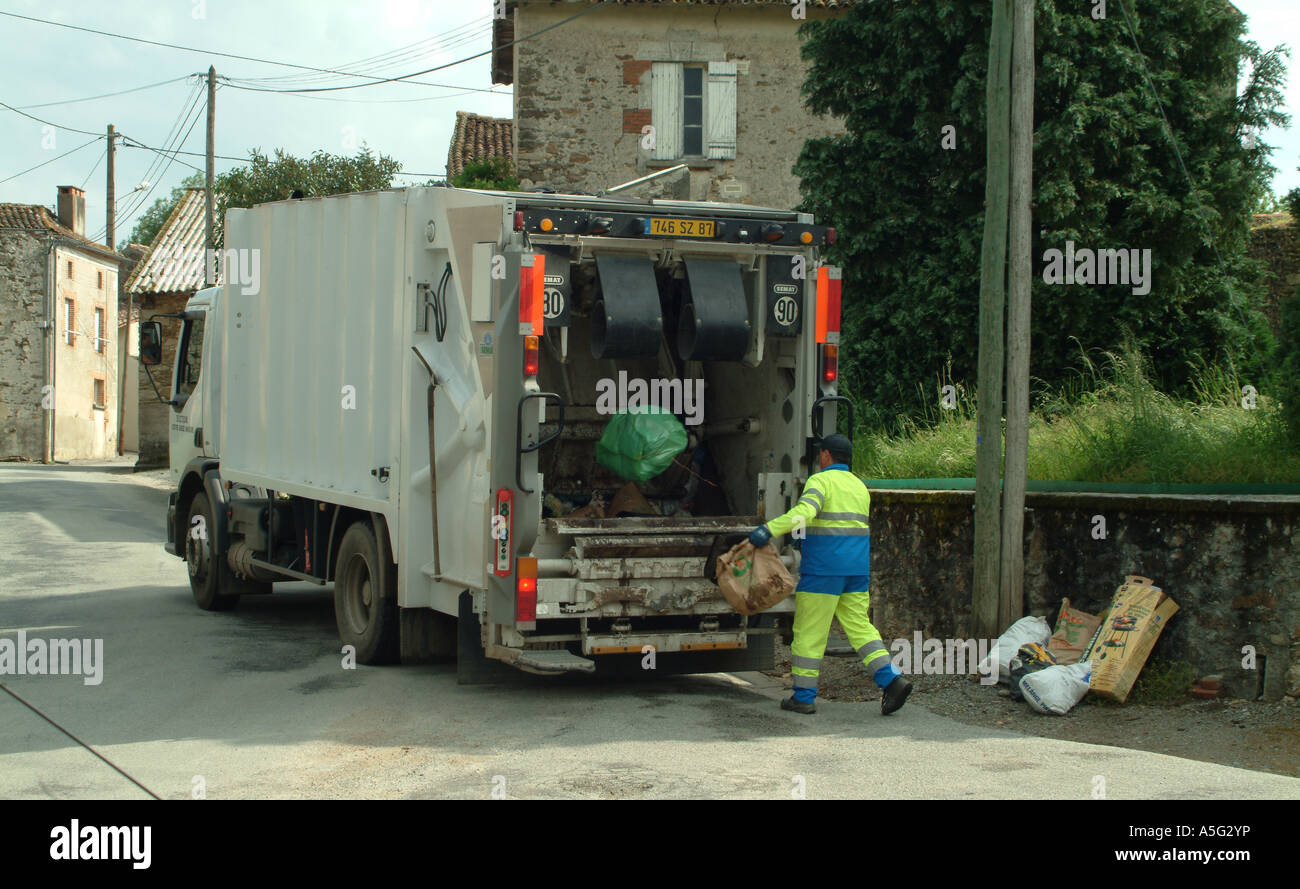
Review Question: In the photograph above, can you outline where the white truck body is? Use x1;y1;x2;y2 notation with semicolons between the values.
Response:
156;185;846;678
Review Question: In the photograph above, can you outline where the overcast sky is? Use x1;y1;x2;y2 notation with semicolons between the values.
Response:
1;0;1295;248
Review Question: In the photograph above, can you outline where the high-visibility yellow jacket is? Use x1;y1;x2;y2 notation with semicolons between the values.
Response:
763;463;870;576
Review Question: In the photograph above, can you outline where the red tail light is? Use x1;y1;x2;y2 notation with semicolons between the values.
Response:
523;335;539;378
822;344;839;384
514;211;525;231
516;556;538;623
826;227;837;246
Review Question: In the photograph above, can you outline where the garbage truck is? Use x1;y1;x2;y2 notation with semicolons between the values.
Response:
140;185;850;681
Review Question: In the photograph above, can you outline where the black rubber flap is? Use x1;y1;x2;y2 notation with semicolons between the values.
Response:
678;257;751;361
592;253;663;359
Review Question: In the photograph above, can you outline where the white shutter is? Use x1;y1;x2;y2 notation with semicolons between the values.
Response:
706;61;738;159
650;62;682;160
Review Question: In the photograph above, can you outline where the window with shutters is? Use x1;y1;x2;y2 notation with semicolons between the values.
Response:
93;377;106;409
94;307;106;353
650;60;737;162
64;299;76;346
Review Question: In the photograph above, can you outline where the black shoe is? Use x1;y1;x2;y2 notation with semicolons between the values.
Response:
881;676;913;715
781;695;816;715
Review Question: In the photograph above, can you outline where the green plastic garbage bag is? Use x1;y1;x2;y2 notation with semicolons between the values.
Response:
596;409;688;482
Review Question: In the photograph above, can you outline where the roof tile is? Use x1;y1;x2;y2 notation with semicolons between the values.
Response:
447;111;514;179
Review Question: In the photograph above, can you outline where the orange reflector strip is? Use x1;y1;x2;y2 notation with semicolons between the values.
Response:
591;645;653;655
815;265;830;344
681;641;746;651
519;254;546;336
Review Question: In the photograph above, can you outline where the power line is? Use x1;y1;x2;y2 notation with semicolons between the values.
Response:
17;75;195;110
0;136;103;185
102;93;206;239
236;18;492;88
93;88;205;241
114;82;206;198
0;100;106;137
225;1;615;94
80;144;108;188
219;82;507;102
0;10;506;93
120;142;242;164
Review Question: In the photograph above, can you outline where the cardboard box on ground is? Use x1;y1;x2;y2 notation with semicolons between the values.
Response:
1080;575;1180;703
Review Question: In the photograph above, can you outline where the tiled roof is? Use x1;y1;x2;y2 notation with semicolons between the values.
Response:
124;188;208;295
447;111;514;179
0;203;123;262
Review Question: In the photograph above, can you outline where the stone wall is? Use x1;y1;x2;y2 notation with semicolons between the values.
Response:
865;489;1300;701
135;292;189;469
1246;215;1299;337
0;230;48;460
512;4;845;209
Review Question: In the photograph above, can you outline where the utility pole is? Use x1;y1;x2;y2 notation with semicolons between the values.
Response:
974;0;1013;639
106;124;116;247
205;66;216;285
108;123;128;456
1000;0;1035;630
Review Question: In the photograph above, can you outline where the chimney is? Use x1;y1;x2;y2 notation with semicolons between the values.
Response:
56;185;86;237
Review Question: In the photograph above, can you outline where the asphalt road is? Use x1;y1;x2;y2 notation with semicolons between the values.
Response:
2;461;1298;800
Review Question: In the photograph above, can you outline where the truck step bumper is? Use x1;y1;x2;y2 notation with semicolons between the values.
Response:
490;645;597;675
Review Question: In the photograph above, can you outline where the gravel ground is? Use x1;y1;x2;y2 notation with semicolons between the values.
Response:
767;624;1300;779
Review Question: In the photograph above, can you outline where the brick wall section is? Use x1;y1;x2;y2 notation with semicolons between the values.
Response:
0;230;48;459
512;4;847;209
622;108;652;134
623;60;652;84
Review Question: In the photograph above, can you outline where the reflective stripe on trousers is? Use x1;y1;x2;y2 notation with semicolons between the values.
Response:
790;588;891;700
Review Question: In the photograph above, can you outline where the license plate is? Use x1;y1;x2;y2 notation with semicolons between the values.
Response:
649;217;715;238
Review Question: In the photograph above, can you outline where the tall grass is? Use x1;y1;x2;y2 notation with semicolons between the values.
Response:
853;342;1300;483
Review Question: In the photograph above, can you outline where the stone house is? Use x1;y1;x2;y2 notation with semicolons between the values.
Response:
483;0;852;208
0;186;125;461
123;188;207;469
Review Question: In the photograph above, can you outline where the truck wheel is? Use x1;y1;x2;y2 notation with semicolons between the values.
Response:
186;492;240;611
334;521;400;664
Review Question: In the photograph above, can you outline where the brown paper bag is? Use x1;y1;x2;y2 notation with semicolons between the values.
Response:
1047;597;1102;665
715;541;795;615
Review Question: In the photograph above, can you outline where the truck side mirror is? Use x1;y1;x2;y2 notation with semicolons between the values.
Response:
139;321;163;366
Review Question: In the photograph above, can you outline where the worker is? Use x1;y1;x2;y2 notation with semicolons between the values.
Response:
749;433;912;716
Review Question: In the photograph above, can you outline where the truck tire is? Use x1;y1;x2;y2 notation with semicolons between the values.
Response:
186;492;240;611
334;521;400;665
